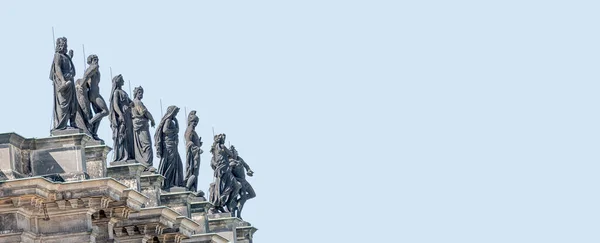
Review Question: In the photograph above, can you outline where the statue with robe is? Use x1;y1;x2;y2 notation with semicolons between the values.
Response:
131;86;156;169
229;145;255;219
109;74;135;162
49;37;78;131
155;105;185;190
184;111;203;192
209;134;241;213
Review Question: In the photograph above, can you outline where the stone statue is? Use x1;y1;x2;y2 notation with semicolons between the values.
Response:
209;134;241;214
74;79;94;139
74;55;108;141
184;111;203;192
229;145;255;219
109;74;135;162
131;86;156;170
49;37;78;131
154;105;184;190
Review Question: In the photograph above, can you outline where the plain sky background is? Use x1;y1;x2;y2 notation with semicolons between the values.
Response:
0;1;599;242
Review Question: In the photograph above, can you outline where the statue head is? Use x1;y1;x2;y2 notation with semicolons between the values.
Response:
55;37;68;54
188;110;199;128
87;54;99;65
133;86;144;100
211;133;227;154
112;74;124;88
165;105;179;119
230;145;238;158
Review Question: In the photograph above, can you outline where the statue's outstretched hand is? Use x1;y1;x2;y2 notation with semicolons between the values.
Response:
247;170;254;177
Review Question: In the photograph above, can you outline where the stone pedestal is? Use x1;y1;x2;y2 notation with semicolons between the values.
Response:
207;214;255;243
160;191;195;217
235;226;258;243
0;131;101;182
140;173;165;207
30;132;90;181
107;160;146;191
49;127;83;136
0;133;30;180
190;201;213;234
85;144;111;179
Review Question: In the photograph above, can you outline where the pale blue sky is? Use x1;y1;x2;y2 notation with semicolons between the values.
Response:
1;1;599;242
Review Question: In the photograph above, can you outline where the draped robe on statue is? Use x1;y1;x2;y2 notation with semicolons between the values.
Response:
209;143;240;211
184;128;203;191
155;107;184;190
132;99;153;167
110;89;134;161
49;52;77;130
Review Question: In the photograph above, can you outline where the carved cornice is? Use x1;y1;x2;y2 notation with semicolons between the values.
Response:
0;177;148;211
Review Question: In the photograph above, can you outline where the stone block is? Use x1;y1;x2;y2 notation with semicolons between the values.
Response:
190;201;212;233
0;213;18;233
160;191;194;217
208;216;256;243
140;173;165;207
216;231;236;243
109;159;140;166
50;127;84;137
107;161;146;191
208;215;251;234
236;226;258;243
0;133;30;180
182;233;230;243
36;212;92;234
0;145;26;180
169;186;187;193
30;134;90;181
85;144;111;179
207;212;233;219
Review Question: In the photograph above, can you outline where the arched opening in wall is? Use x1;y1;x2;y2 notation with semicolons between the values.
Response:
152;236;160;243
99;210;106;218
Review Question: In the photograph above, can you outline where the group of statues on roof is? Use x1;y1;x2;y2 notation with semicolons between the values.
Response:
49;37;255;218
